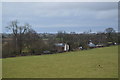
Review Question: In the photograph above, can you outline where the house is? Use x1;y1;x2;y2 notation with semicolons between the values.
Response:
55;43;69;52
96;43;104;48
88;40;96;48
78;46;83;50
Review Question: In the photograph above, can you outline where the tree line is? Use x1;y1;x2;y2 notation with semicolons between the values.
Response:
2;20;119;58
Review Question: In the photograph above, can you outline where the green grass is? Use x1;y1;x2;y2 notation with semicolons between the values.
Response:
2;46;118;78
0;59;2;79
0;43;2;79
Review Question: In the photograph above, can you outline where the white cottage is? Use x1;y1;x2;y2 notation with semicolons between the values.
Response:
55;43;69;52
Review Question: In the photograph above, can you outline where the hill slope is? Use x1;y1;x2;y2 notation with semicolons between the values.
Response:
2;46;118;78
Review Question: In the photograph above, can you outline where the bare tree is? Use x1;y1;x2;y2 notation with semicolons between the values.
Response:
105;28;115;42
105;28;115;33
6;20;30;54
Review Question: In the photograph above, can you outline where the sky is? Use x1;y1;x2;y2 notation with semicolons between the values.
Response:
2;2;118;33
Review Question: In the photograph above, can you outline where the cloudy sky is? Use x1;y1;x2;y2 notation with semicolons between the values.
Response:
2;2;118;33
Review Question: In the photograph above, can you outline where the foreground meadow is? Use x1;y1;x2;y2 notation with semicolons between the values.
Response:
2;46;118;78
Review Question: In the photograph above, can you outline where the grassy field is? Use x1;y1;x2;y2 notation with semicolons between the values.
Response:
2;46;118;78
0;43;2;79
0;59;2;79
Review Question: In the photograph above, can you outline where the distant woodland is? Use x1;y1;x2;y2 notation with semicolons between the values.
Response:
2;20;119;58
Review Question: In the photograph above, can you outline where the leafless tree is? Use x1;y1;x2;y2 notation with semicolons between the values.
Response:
6;20;30;54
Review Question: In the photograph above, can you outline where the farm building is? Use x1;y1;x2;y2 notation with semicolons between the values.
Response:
88;40;96;48
55;43;69;52
96;43;104;48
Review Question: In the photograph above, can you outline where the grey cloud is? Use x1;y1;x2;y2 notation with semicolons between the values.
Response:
2;2;118;33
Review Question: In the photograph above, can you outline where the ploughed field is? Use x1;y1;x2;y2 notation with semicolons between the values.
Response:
2;46;118;78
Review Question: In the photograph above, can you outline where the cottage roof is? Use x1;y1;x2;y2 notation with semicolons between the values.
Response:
55;43;65;47
88;42;96;47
